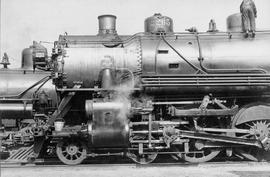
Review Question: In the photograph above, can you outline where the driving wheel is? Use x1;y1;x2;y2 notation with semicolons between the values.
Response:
234;120;270;161
171;143;221;163
232;103;270;161
128;151;158;164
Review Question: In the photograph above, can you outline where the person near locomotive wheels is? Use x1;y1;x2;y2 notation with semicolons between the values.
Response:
240;0;257;38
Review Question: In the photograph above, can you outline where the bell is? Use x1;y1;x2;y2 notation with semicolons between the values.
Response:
207;19;218;32
0;53;10;69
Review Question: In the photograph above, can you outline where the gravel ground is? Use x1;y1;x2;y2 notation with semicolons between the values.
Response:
1;162;270;177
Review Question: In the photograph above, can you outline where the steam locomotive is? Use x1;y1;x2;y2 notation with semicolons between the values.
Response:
1;13;270;165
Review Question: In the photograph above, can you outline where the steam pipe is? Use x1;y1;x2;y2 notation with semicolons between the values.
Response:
99;67;135;89
58;30;270;46
117;68;135;88
141;74;270;86
100;68;115;89
199;59;267;74
33;77;52;96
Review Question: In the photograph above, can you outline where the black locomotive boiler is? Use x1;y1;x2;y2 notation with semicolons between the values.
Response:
1;13;270;165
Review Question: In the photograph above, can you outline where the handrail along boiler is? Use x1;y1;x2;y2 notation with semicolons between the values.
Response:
1;13;270;164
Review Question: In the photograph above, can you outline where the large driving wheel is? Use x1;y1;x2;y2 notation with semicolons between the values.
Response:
233;120;270;161
56;138;87;165
182;149;220;163
128;151;158;164
171;143;221;163
232;103;270;161
171;114;222;163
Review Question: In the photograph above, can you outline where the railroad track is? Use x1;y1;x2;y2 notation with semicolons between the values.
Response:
0;155;261;168
2;161;270;177
1;161;269;168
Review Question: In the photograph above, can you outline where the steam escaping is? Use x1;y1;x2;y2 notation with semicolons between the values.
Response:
111;74;139;124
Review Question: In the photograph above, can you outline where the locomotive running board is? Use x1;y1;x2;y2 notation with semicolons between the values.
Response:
178;130;262;148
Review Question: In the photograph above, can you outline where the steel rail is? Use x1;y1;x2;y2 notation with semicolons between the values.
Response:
141;77;270;80
141;80;270;83
142;83;270;86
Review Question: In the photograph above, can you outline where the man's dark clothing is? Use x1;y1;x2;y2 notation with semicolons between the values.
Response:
240;0;257;32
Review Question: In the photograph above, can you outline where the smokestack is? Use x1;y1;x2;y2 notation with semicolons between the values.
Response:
98;15;117;35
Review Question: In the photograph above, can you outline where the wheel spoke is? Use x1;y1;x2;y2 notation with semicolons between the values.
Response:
234;119;270;161
170;145;220;163
128;152;158;164
56;139;87;165
244;123;253;128
75;154;79;159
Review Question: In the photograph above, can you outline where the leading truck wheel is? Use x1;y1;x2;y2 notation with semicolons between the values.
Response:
56;139;87;165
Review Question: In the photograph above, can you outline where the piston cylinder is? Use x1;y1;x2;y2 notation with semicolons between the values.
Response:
85;100;131;117
85;100;130;147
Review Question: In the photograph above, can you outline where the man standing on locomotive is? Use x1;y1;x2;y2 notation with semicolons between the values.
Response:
240;0;257;38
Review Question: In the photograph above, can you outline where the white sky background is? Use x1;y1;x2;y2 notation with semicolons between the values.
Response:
1;0;270;68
